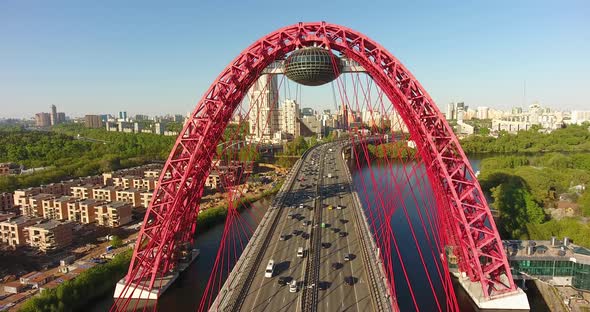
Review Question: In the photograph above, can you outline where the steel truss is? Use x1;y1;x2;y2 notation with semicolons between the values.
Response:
120;21;516;303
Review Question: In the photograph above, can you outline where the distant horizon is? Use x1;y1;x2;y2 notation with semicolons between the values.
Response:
0;100;582;121
1;1;589;118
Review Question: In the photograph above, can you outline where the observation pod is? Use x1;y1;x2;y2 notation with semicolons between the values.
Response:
284;47;342;86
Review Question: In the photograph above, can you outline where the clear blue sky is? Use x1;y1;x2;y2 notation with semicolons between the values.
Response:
1;0;589;118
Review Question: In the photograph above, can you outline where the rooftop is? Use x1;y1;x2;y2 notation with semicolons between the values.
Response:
26;219;71;231
504;239;590;264
106;201;132;209
0;216;40;225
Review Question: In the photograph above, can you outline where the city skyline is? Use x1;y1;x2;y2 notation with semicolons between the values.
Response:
1;1;589;118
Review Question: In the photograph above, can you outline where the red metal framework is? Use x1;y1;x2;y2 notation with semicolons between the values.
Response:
121;21;516;302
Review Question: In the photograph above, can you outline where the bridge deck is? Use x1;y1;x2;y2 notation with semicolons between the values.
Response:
211;142;392;312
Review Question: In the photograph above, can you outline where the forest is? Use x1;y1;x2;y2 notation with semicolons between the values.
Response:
470;125;590;246
0;124;174;193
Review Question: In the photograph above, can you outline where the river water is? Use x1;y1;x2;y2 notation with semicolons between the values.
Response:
92;157;542;311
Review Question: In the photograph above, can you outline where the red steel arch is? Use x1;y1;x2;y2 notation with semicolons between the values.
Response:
124;21;516;300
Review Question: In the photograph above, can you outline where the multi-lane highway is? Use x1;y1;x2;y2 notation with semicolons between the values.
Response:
212;142;391;312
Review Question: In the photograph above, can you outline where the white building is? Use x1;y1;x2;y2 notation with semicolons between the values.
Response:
248;75;280;143
476;107;489;120
279;99;299;137
572;111;590;125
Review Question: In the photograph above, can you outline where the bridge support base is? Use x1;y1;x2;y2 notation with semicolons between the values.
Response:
113;249;200;300
454;272;530;310
113;273;179;300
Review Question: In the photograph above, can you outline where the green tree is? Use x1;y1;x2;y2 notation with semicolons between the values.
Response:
110;235;123;248
578;191;590;217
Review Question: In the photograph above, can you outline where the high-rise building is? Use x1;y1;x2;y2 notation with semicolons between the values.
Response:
50;105;57;126
84;115;104;128
57;112;66;123
572;111;590;124
476;107;490;120
446;103;455;120
35;113;51;127
248;74;279;142
301;108;314;117
280;99;300;137
118;111;128;121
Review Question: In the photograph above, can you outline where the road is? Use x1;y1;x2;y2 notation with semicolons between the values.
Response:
236;143;374;312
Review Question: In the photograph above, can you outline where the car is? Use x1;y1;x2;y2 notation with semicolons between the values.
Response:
289;280;298;293
331;262;341;270
318;281;330;290
336;205;343;210
344;276;357;286
297;247;304;258
265;260;275;278
301;232;310;239
302;220;311;226
278;276;289;286
344;254;352;261
279;234;288;241
321;242;331;249
339;232;348;238
292;229;301;236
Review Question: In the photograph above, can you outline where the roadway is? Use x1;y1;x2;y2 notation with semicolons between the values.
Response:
235;142;374;312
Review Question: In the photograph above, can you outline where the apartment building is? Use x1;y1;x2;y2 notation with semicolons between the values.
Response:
95;201;132;227
92;186;120;202
205;173;222;190
140;191;153;208
21;194;55;218
25;220;74;252
112;176;135;188
70;184;96;199
13;188;40;207
132;177;157;191
0;216;41;248
116;189;141;207
67;199;103;224
144;170;160;178
0;192;14;212
43;196;78;221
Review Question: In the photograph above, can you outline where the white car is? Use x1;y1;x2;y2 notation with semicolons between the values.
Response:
289;280;298;293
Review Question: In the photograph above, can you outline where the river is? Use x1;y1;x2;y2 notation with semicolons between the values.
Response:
92;156;543;311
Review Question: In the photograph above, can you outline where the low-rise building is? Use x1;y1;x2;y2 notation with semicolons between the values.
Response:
116;188;141;207
112;176;135;189
95;201;132;227
205;172;222;190
92;186;120;202
3;280;26;294
140;191;153;208
67;199;102;224
144;170;160;178
71;184;96;199
0;162;20;175
506;238;590;291
0;192;14;212
132;177;157;191
25;220;74;252
19;271;54;289
43;196;77;221
21;194;55;218
13;188;40;207
0;216;41;248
